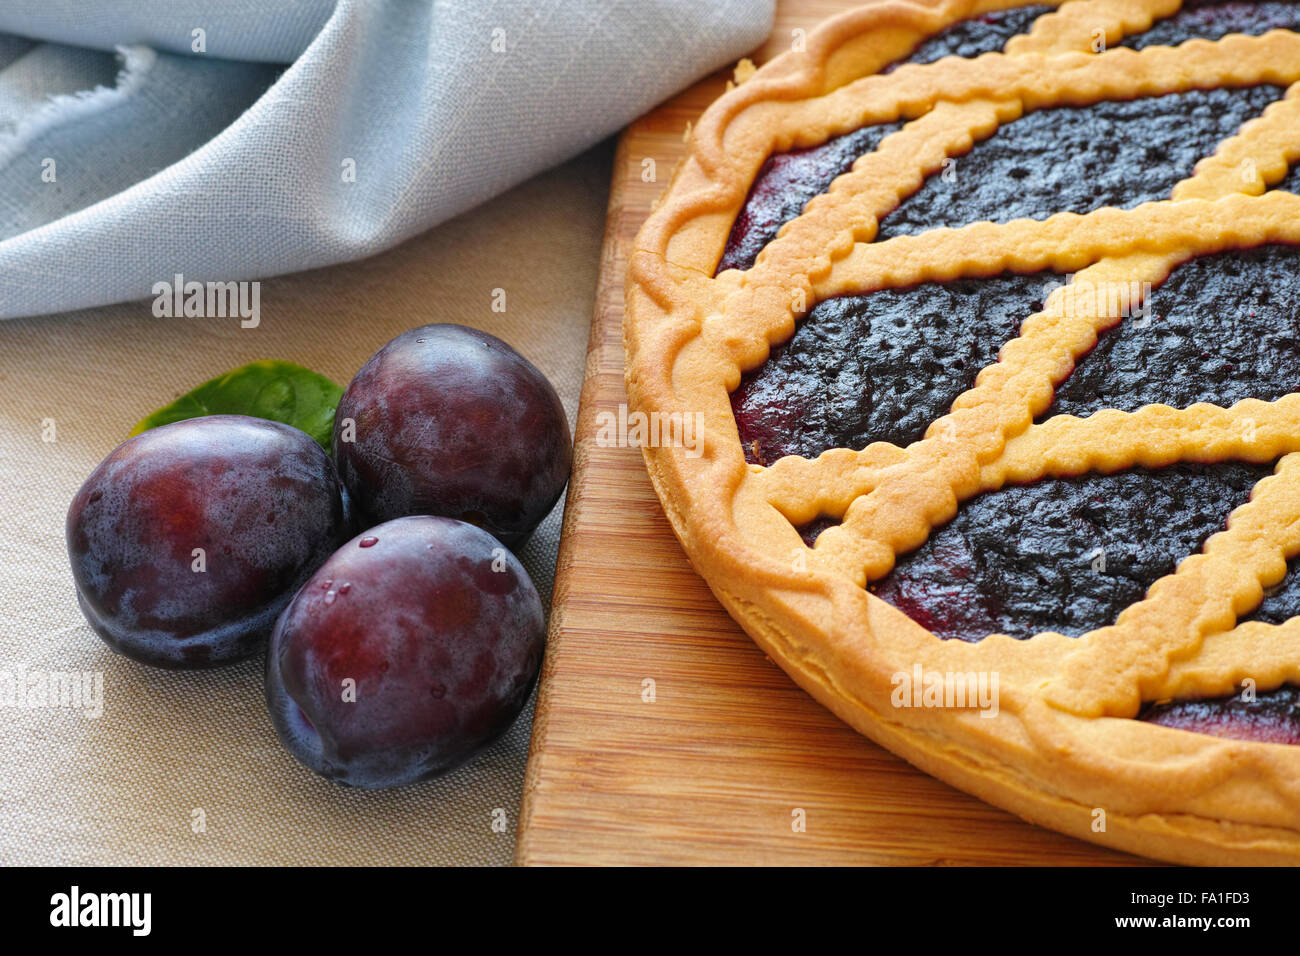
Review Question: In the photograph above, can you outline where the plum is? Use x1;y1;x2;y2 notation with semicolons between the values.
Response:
265;515;544;788
67;415;353;668
333;324;571;548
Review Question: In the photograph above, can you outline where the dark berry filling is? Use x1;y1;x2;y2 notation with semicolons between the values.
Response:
1122;0;1300;51
718;4;1300;744
1140;685;1300;744
875;86;1283;241
797;515;842;547
716;4;1053;273
719;9;1289;273
732;272;1051;464
887;4;1054;69
870;463;1269;642
1246;553;1300;625
717;123;901;273
1279;161;1300;196
1044;244;1300;420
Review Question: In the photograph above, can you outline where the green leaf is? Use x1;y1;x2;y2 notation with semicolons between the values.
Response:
130;360;344;449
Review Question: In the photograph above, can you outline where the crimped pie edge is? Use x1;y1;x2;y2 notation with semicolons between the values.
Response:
625;0;1300;864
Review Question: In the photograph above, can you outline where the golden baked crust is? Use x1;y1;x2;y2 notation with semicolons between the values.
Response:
624;0;1300;864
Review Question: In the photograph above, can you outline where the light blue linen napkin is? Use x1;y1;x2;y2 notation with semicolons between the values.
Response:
0;0;774;319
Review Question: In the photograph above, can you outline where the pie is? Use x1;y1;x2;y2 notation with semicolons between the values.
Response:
624;0;1300;864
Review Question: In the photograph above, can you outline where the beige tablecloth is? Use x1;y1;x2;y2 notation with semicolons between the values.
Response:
0;142;612;865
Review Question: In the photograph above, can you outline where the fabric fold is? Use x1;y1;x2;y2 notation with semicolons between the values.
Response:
0;0;775;319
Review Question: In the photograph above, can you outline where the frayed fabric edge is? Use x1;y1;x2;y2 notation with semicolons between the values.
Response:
0;43;157;165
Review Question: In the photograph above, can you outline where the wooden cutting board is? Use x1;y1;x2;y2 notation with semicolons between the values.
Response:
516;0;1140;866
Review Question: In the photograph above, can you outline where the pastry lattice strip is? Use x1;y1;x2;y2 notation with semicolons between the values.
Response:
712;8;1300;713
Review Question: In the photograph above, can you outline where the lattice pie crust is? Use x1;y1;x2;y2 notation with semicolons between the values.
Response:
625;0;1300;863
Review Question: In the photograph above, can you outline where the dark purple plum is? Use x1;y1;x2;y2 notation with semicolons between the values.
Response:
265;515;544;788
333;324;571;548
67;415;353;668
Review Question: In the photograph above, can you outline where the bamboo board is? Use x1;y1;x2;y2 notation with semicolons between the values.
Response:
516;0;1140;866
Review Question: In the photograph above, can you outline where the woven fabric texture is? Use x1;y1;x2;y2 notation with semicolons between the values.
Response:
0;144;610;865
0;0;773;318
